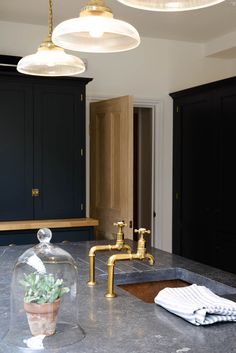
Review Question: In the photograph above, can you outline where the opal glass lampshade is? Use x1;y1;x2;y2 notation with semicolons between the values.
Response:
52;0;140;53
17;0;86;77
17;41;85;77
116;0;225;11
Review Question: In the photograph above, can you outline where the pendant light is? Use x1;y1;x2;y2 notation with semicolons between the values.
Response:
52;0;140;53
17;0;85;76
116;0;225;11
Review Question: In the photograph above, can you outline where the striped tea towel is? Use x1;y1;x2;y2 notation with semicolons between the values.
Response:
154;284;236;325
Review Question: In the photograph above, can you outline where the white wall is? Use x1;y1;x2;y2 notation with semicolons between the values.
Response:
1;20;236;252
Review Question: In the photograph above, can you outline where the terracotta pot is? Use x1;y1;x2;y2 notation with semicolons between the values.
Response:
24;298;61;336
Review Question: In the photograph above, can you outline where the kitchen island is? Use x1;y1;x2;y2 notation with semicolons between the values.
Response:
0;240;236;353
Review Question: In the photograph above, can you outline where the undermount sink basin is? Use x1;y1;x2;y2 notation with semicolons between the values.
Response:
118;279;190;303
112;267;236;303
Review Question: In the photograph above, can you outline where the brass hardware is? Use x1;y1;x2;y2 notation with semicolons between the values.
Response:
80;0;114;18
81;148;84;157
38;0;62;53
176;106;179;113
87;221;132;286
105;227;155;298
32;188;40;197
81;93;83;101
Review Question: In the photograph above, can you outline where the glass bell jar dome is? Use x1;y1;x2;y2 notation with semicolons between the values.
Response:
2;228;84;352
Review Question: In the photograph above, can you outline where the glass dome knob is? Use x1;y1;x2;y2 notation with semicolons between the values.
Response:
37;228;52;243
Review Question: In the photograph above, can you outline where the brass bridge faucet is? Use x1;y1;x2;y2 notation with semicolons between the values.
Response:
105;228;155;298
87;221;132;286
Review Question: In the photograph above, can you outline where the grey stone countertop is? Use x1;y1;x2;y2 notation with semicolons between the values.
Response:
1;240;236;353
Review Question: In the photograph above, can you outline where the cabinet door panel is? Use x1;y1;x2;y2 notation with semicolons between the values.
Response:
0;78;33;220
173;92;218;266
34;84;85;219
173;78;236;274
217;88;236;234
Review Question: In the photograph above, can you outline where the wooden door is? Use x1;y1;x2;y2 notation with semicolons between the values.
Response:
0;77;34;220
34;83;85;219
90;96;133;239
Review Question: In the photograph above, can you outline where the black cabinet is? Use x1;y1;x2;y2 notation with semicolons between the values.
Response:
0;72;92;222
33;83;86;219
0;78;34;220
171;76;236;274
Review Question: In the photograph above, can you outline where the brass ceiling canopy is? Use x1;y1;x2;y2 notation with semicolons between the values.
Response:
80;0;113;17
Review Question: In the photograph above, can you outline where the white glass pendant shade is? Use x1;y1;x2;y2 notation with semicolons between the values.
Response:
17;41;85;76
17;0;86;77
116;0;225;11
53;16;140;53
52;0;140;53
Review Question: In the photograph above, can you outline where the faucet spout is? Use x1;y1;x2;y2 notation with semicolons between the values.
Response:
105;253;133;298
145;253;155;265
105;228;155;298
87;222;132;286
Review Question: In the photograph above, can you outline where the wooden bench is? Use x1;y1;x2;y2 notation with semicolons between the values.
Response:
0;218;99;245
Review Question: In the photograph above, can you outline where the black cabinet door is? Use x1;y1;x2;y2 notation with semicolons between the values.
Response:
33;83;85;219
173;91;219;266
172;78;236;274
215;86;236;272
0;78;33;220
0;74;88;222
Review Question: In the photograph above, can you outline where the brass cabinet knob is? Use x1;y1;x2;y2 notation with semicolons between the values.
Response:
32;188;40;197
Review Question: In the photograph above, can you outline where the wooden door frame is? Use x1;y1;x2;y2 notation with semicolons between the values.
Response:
86;96;163;249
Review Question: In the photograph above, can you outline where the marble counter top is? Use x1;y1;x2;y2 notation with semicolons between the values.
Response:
0;240;236;353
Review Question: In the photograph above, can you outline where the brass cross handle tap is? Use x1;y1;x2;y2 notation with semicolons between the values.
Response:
134;228;151;257
87;221;131;286
105;227;155;299
134;228;151;239
113;221;127;242
113;221;127;229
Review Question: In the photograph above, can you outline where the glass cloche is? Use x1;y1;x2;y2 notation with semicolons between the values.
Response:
2;228;84;352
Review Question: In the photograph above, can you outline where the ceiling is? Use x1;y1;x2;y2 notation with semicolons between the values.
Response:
0;0;236;43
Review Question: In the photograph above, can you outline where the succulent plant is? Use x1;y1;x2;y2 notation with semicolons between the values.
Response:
20;272;70;304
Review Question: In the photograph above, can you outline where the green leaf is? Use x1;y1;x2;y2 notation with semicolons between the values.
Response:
20;272;70;304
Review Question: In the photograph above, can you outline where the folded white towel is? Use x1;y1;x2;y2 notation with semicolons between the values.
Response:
154;284;236;325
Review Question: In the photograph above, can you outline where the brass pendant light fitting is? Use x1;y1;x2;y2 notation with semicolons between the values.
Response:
17;0;85;76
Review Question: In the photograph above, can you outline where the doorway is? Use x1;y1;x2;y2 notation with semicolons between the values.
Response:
133;107;153;246
88;97;158;247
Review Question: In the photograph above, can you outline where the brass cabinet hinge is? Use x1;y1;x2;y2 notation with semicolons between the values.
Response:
81;203;84;211
32;188;40;197
80;94;83;102
176;106;179;113
81;148;84;157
